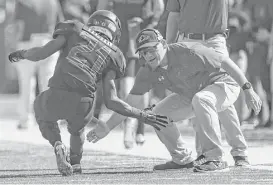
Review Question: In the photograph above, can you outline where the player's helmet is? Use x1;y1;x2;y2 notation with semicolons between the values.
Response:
87;10;121;45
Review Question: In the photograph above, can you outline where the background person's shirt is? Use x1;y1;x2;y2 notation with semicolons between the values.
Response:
166;0;228;34
14;0;60;41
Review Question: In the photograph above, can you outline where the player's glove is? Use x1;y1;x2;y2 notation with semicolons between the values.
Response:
8;50;26;63
132;107;172;131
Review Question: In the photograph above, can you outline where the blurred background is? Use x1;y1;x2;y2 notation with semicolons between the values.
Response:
1;0;273;132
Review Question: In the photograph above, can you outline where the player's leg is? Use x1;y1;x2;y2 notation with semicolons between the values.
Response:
33;89;73;176
34;92;61;146
218;105;250;167
66;96;94;174
151;93;195;170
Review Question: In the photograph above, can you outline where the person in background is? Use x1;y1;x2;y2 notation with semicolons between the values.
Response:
227;0;252;123
242;0;273;128
58;0;91;23
151;0;170;105
227;16;250;124
13;0;61;129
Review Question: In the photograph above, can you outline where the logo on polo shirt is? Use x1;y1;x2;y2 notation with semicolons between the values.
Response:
158;75;164;82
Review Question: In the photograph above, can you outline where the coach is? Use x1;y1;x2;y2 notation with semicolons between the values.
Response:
164;0;250;169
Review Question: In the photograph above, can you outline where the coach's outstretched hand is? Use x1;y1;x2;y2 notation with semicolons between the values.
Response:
86;118;110;143
8;50;26;63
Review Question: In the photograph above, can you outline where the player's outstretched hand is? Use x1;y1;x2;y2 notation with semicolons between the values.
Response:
8;50;26;63
86;118;110;143
244;88;262;115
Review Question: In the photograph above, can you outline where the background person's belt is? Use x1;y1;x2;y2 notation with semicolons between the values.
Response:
183;32;227;40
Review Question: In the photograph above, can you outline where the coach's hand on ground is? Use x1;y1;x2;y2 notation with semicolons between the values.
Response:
244;88;262;115
8;50;26;63
86;119;110;143
140;108;173;131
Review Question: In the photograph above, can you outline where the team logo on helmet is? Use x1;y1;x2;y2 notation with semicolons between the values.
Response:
93;19;99;25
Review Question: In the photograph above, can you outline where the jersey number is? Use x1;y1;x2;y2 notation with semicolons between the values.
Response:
66;40;112;77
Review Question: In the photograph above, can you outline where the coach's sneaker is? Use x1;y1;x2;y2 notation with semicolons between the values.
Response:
153;161;193;171
54;141;73;176
193;160;229;173
193;155;207;167
72;164;82;174
233;156;250;167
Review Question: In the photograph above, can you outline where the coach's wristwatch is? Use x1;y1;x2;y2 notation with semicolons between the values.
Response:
242;82;252;90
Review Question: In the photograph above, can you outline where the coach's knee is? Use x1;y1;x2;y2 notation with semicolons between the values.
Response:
192;93;216;111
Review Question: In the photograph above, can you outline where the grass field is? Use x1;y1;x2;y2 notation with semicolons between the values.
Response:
1;140;273;185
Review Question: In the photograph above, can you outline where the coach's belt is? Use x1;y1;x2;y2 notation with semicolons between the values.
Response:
183;32;226;40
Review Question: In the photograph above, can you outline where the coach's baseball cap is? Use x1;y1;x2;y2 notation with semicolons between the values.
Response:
135;28;163;53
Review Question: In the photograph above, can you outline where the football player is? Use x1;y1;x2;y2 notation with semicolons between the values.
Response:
8;10;171;176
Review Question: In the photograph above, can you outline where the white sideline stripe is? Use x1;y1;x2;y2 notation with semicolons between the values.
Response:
248;165;273;171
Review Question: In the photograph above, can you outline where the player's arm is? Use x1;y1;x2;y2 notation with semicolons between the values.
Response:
9;35;66;63
102;67;159;131
8;20;81;63
86;67;169;143
24;35;65;62
166;0;181;43
102;69;142;119
102;69;162;123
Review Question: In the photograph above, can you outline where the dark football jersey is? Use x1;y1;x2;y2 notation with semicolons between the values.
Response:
48;20;126;96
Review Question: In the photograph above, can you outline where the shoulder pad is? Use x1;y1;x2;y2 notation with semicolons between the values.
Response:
53;20;81;39
107;47;126;79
